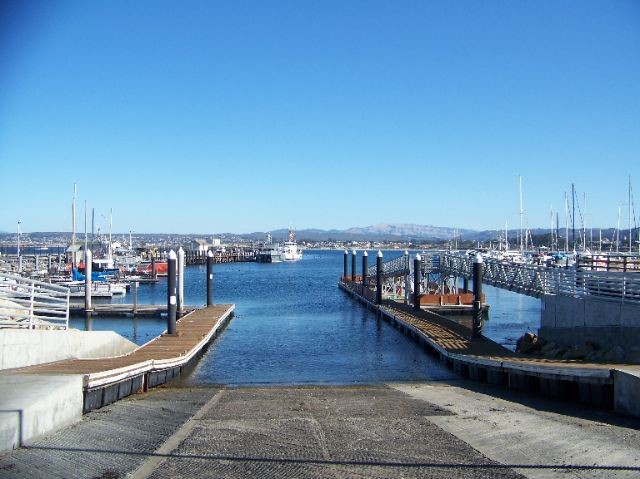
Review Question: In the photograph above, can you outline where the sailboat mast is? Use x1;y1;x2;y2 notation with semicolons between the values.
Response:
583;193;587;252
71;183;77;248
549;205;553;250
519;175;524;253
564;192;569;253
109;208;113;261
84;200;88;252
571;183;576;251
629;175;632;254
505;220;508;251
556;212;560;252
616;205;621;253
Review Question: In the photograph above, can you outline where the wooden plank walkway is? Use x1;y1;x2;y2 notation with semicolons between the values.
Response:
10;304;234;389
381;301;622;374
382;299;628;379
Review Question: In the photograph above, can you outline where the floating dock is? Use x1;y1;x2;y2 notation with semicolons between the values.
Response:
6;304;234;413
339;279;640;417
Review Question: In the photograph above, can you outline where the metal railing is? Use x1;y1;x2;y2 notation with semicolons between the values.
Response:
355;250;640;305
0;273;70;329
366;252;443;278
439;253;640;304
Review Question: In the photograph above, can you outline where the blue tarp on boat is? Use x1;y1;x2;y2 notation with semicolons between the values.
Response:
72;268;110;282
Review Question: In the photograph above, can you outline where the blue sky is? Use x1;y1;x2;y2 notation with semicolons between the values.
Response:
1;1;639;234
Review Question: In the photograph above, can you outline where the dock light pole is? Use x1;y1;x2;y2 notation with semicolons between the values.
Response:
84;249;92;331
362;251;368;289
376;250;383;304
206;250;214;306
151;255;157;280
351;249;357;281
472;253;483;339
167;250;177;335
343;250;348;279
177;247;185;316
413;254;421;311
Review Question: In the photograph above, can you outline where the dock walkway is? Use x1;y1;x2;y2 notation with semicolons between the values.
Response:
5;304;234;412
339;279;640;416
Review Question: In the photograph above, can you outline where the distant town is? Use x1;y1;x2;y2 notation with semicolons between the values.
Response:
0;223;634;255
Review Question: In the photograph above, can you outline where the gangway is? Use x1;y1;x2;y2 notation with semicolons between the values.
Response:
0;273;70;329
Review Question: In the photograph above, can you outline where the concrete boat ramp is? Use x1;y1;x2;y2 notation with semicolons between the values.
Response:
0;304;234;453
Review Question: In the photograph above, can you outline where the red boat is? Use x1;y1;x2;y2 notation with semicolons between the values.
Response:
137;261;168;276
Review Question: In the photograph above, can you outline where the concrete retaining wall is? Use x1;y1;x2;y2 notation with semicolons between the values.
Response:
614;369;640;417
0;374;83;453
0;330;137;370
540;295;640;350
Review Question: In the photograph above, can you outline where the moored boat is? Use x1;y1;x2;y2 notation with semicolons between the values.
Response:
282;228;303;261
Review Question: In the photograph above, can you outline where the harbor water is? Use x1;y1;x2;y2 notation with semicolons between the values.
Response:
70;250;540;385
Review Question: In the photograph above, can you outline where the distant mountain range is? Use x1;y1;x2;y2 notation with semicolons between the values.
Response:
245;224;530;242
249;224;624;243
247;224;470;242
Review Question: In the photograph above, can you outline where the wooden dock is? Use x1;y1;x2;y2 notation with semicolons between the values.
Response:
12;304;234;412
339;279;640;411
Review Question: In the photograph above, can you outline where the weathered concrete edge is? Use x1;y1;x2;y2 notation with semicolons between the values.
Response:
613;368;640;417
339;282;640;416
0;374;83;454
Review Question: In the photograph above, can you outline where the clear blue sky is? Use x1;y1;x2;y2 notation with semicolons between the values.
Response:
1;0;639;234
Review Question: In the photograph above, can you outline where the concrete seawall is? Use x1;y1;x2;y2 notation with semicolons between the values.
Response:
540;294;640;351
0;329;138;370
0;329;137;453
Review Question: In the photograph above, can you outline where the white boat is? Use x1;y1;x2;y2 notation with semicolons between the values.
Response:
282;229;303;261
255;229;303;263
60;280;127;298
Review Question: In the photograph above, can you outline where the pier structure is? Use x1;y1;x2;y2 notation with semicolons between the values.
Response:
340;250;640;418
182;248;255;265
351;250;481;313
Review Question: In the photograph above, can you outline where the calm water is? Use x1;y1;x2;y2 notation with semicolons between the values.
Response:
70;250;540;385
